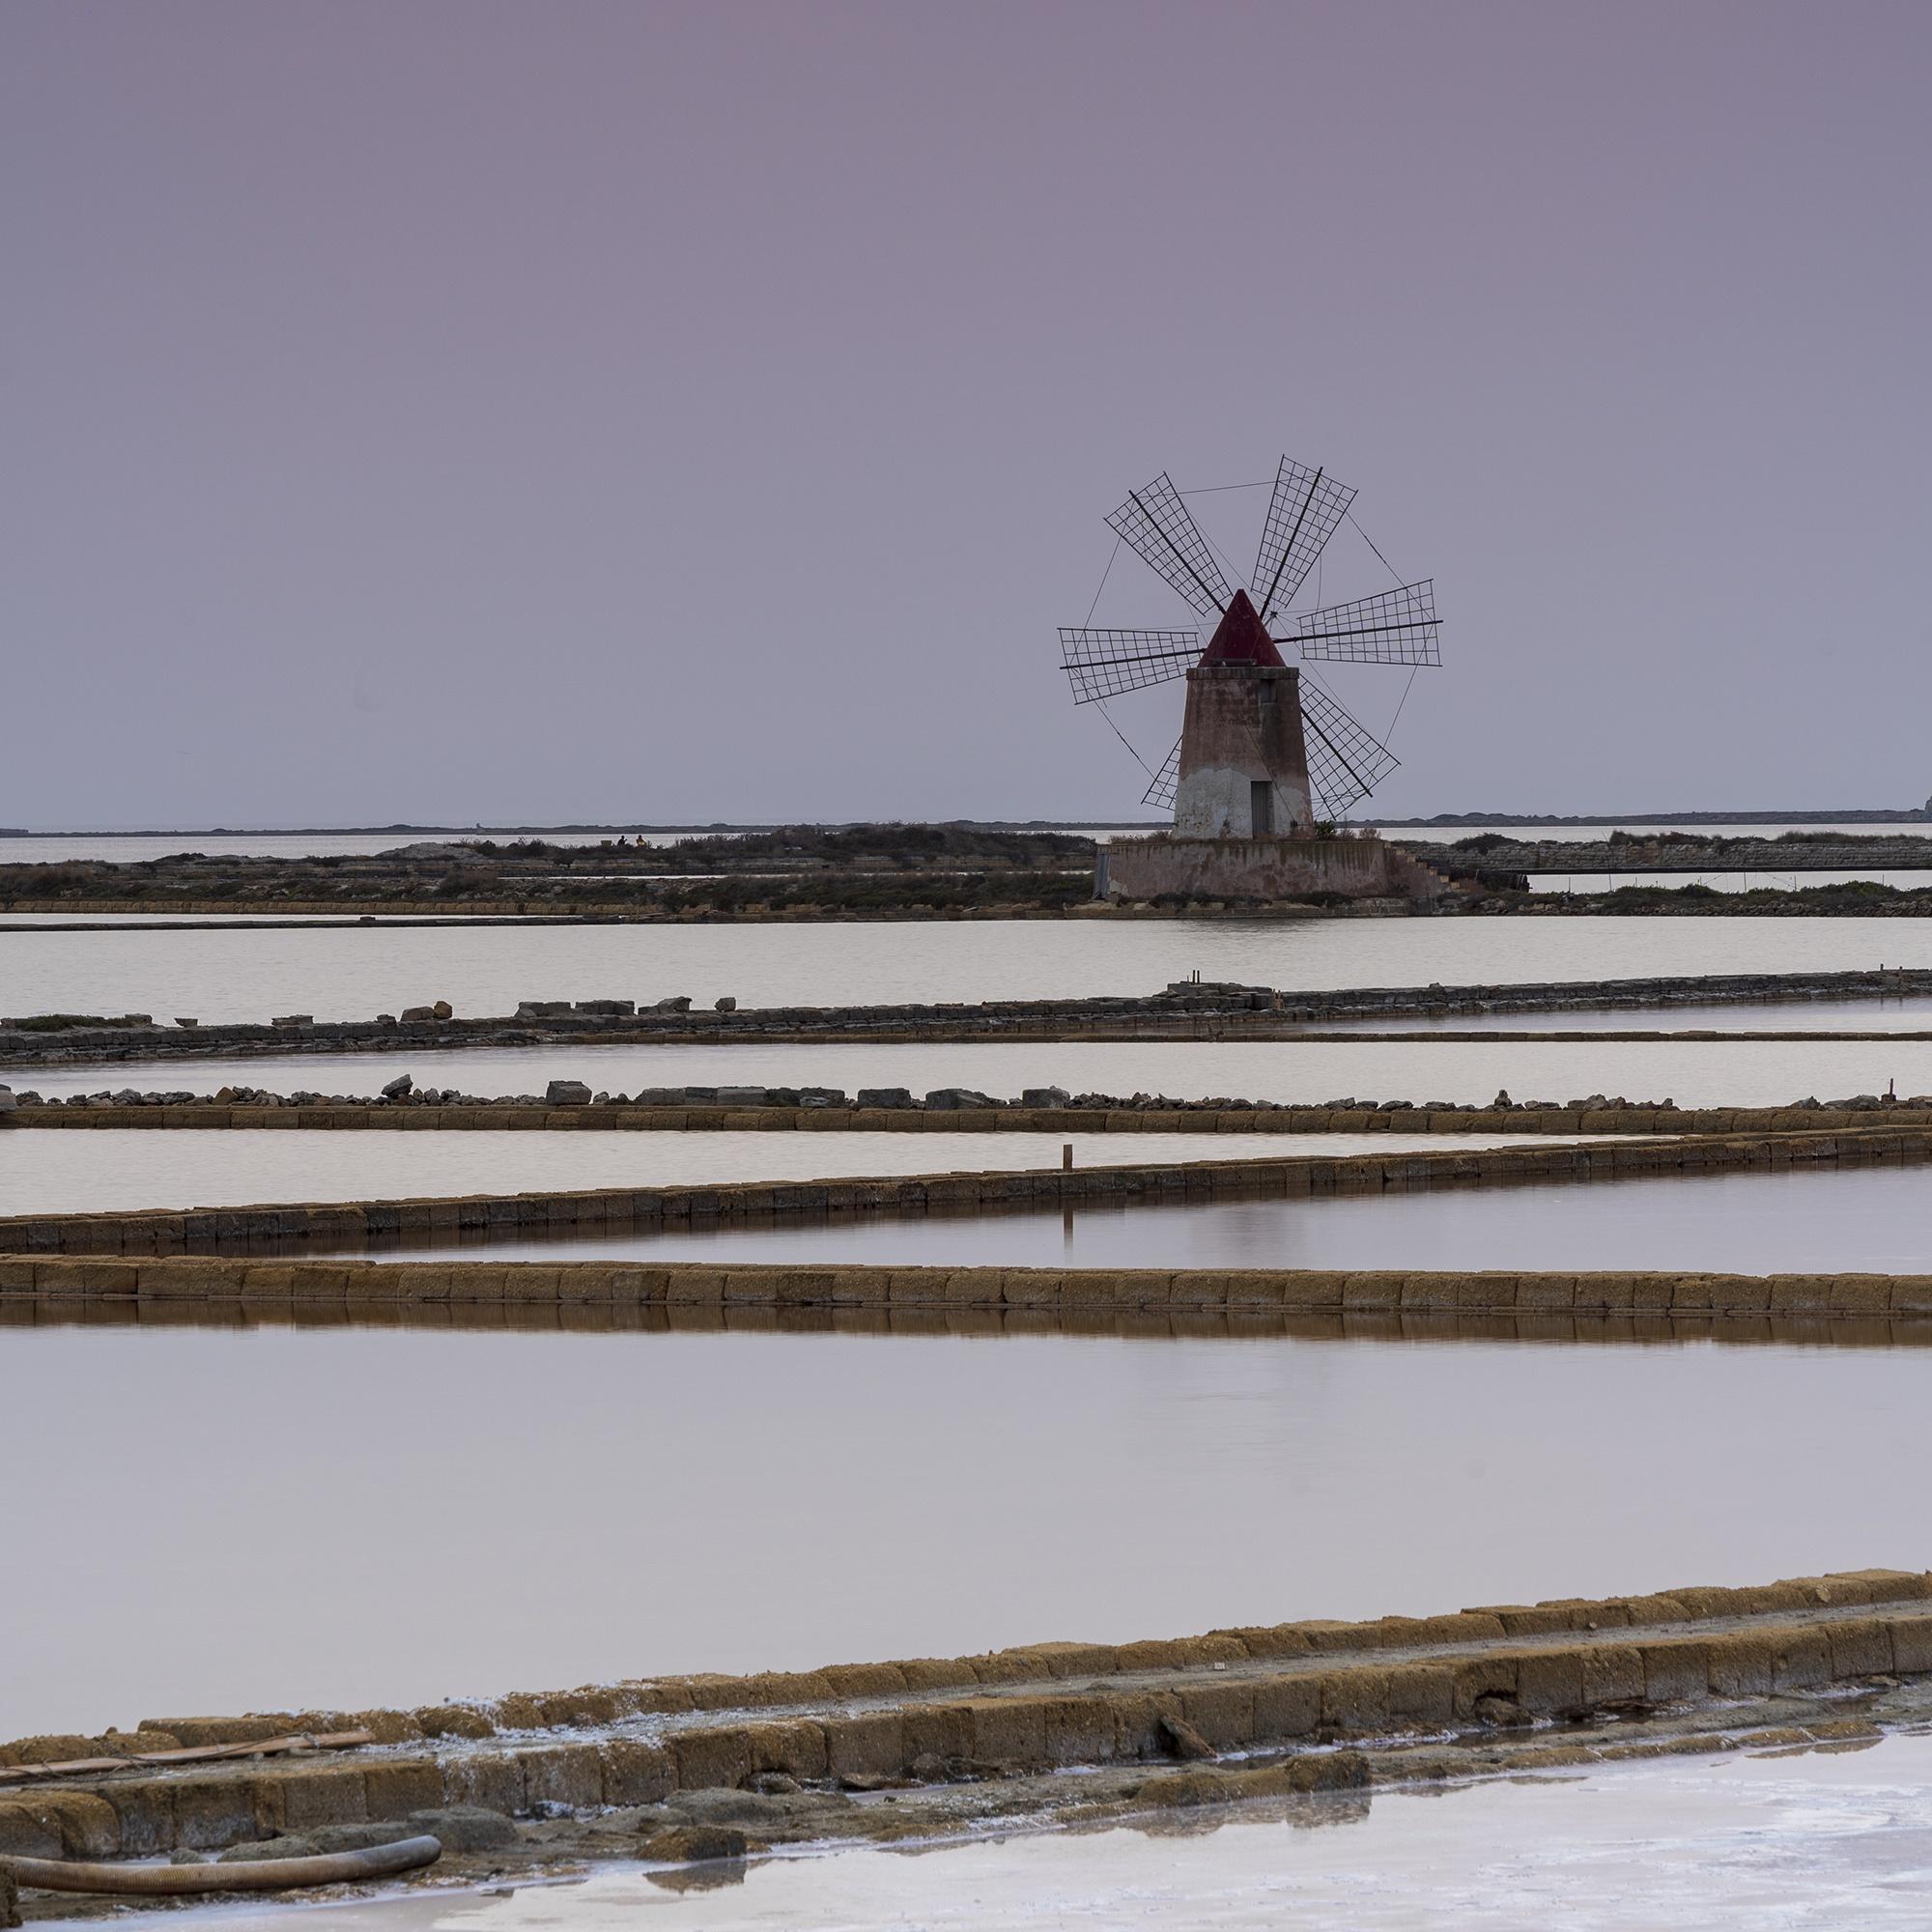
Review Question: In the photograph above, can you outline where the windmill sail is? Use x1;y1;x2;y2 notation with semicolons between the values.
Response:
1252;458;1356;626
1141;737;1181;811
1299;681;1400;819
1104;474;1235;620
1284;581;1440;667
1059;628;1201;703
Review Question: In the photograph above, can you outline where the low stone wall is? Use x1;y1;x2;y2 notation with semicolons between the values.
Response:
2;1572;1925;1860
7;1100;1930;1135
5;1127;1932;1258
6;967;1929;1068
13;1256;1932;1319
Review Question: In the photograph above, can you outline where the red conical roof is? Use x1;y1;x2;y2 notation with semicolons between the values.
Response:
1197;588;1286;668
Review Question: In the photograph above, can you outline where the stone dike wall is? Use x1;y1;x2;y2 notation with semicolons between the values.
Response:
13;1297;1930;1349
13;1256;1932;1319
6;1125;1932;1258
6;967;1930;1067
7;1100;1930;1135
2;1572;1926;1860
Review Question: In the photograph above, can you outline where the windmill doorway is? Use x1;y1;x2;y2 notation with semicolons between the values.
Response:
1250;781;1274;836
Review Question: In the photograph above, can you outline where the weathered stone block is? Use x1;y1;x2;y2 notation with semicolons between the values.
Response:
899;1702;972;1762
364;1758;443;1817
1451;1655;1520;1717
1384;1662;1456;1725
1581;1645;1645;1706
170;1774;277;1849
516;1744;603;1810
44;1792;120;1858
1040;1696;1116;1767
440;1752;524;1814
277;1765;368;1830
959;1698;1047;1767
1516;1648;1586;1716
670;1726;753;1791
1320;1665;1391;1731
1704;1634;1774;1697
598;1739;673;1805
822;1712;904;1779
1175;1680;1254;1748
1244;1669;1321;1747
1640;1639;1710;1704
0;1799;64;1859
1769;1628;1833;1690
98;1778;175;1856
1829;1618;1895;1681
1887;1614;1932;1674
743;1720;828;1778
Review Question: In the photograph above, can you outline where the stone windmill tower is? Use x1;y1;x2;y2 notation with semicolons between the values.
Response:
1061;458;1446;901
1171;584;1311;838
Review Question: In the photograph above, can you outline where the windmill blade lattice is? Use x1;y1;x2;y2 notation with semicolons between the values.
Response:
1104;474;1235;620
1284;581;1440;667
1059;628;1201;704
1141;738;1181;811
1299;681;1401;819
1252;457;1356;627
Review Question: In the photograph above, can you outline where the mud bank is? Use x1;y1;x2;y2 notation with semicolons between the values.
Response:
4;1571;1930;1897
7;967;1930;1068
4;1125;1929;1259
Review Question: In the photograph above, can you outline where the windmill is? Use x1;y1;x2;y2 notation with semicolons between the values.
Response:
1060;459;1440;835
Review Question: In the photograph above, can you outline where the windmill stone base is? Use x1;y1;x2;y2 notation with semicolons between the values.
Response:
1100;832;1451;907
1100;642;1449;906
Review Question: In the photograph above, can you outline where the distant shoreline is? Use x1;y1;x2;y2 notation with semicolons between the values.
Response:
0;819;1163;839
6;809;1932;838
1376;809;1932;828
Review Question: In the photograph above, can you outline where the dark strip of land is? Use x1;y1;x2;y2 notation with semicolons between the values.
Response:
6;968;1929;1067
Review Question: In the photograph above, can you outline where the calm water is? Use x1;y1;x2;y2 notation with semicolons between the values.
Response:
3;1324;1925;1735
16;1033;1932;1109
4;917;1932;1025
0;1129;1564;1218
172;1740;1932;1931
387;1160;1932;1275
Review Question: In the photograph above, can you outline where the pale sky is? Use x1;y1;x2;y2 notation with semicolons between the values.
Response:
5;1;1928;828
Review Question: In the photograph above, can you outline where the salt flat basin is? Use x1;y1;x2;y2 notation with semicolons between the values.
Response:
21;1030;1932;1110
353;1156;1932;1276
6;1322;1932;1737
0;1130;1583;1219
8;914;1932;1023
105;1735;1932;1932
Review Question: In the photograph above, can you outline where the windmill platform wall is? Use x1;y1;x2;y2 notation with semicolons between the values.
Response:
1101;833;1452;907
